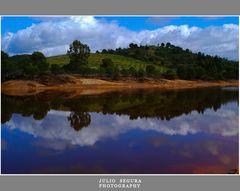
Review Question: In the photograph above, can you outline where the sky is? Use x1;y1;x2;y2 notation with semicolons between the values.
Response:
1;16;239;60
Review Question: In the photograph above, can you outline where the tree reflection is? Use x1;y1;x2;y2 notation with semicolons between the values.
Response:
1;87;239;124
68;111;91;131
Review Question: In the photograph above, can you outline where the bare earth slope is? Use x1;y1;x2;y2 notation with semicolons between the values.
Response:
1;74;238;96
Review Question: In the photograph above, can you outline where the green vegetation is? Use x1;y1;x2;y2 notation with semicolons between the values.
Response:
31;52;49;74
100;58;120;79
47;53;161;72
102;42;238;80
63;40;90;74
1;51;49;81
1;40;238;82
50;64;63;74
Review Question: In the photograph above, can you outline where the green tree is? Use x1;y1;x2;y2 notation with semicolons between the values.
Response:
163;69;177;80
194;65;206;79
50;64;63;74
22;63;39;78
66;40;90;72
177;64;196;80
121;68;130;76
2;51;12;80
102;49;107;53
100;58;113;76
166;42;171;48
129;43;138;49
146;65;156;76
31;52;49;74
100;58;119;80
1;51;22;81
137;68;145;78
129;67;137;77
100;58;113;69
110;65;120;80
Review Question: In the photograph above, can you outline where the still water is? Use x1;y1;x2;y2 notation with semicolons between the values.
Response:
1;87;239;174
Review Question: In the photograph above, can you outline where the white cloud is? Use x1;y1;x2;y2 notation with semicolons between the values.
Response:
1;16;239;59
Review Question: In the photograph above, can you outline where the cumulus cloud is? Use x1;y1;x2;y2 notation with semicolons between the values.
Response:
1;16;239;59
4;101;239;148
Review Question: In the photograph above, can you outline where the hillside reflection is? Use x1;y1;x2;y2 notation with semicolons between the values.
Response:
1;87;238;125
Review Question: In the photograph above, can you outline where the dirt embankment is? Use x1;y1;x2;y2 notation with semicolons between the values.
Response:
1;74;239;96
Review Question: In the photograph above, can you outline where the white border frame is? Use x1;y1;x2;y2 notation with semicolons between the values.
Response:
0;15;239;176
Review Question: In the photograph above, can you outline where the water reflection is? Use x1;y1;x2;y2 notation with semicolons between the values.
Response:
1;87;239;174
3;103;238;147
68;112;91;131
1;88;238;123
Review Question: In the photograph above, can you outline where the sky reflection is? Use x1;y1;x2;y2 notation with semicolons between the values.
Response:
3;101;238;148
1;88;239;174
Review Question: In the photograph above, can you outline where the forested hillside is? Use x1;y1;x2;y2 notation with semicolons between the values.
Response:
1;41;238;81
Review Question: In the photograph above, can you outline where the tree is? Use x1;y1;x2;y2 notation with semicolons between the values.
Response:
177;64;188;79
100;58;113;69
100;58;113;76
1;51;11;80
1;51;22;81
121;68;130;76
68;111;91;131
50;64;63;74
129;43;138;49
146;65;156;76
23;63;39;78
163;69;177;80
110;65;120;80
129;67;137;77
66;40;90;72
31;52;49;74
102;49;107;53
166;42;171;48
1;51;9;62
177;64;196;80
194;65;206;79
100;58;119;80
137;68;145;78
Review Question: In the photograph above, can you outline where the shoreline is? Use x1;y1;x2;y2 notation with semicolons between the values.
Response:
1;75;239;96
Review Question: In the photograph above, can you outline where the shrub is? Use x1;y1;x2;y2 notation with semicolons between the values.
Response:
163;69;177;80
121;68;130;76
137;68;145;78
50;64;63;74
129;67;138;77
146;65;156;76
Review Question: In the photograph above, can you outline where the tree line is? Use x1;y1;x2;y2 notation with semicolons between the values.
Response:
1;40;238;81
100;42;239;80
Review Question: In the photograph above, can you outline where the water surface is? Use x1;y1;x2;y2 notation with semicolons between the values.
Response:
1;87;239;174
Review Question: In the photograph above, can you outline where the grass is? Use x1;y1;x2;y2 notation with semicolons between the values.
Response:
47;53;167;72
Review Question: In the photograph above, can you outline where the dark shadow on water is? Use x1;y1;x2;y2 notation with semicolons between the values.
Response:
1;87;239;125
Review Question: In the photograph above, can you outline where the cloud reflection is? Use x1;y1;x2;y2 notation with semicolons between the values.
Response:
4;102;238;148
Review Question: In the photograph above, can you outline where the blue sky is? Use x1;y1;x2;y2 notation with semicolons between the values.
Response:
97;16;239;30
1;16;239;34
1;16;239;59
